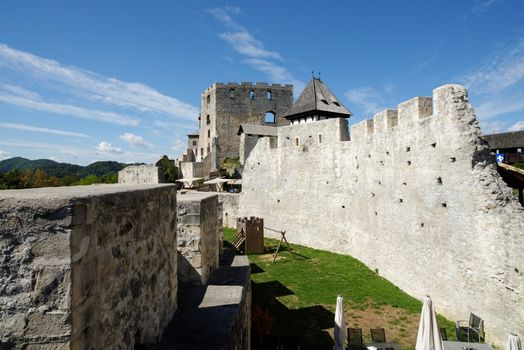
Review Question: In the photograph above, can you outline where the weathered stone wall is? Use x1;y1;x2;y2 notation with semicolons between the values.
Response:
0;184;178;349
200;82;293;163
239;84;523;347
177;191;219;285
217;192;241;228
118;165;164;184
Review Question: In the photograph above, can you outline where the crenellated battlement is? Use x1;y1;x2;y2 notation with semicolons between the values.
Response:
202;82;293;95
239;83;523;348
351;93;435;141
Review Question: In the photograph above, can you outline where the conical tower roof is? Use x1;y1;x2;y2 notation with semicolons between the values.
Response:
283;78;352;120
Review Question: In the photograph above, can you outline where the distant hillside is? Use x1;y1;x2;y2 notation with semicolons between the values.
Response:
0;157;129;178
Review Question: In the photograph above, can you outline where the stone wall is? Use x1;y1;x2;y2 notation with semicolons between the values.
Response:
177;191;219;285
118;165;164;184
0;184;178;349
200;82;293;163
217;192;241;228
239;84;523;347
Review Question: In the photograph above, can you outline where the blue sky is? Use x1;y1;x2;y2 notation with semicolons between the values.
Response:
0;0;523;165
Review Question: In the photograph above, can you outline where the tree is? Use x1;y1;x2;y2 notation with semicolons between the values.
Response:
155;155;178;183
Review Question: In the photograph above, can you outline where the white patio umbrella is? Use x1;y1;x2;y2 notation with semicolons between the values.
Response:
506;333;522;350
334;295;347;350
416;295;444;350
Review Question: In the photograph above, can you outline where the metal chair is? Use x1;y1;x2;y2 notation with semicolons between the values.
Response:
347;328;364;349
370;328;387;343
456;313;484;342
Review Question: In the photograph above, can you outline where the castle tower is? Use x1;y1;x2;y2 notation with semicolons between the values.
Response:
197;82;293;164
282;78;351;125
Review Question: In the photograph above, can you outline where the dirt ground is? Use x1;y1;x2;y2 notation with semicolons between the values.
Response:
326;302;421;349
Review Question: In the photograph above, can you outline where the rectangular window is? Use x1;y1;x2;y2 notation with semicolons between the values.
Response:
206;115;210;125
318;135;322;144
294;138;299;146
206;95;210;103
192;141;197;146
200;148;204;156
208;130;211;138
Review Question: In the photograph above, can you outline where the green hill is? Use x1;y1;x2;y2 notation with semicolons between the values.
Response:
0;157;128;178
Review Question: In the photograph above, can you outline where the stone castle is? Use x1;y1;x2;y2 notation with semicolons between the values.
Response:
177;82;293;179
233;83;523;347
1;77;522;349
178;78;522;346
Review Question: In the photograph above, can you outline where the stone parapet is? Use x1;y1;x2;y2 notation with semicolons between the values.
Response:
0;184;178;349
118;165;164;184
177;191;219;285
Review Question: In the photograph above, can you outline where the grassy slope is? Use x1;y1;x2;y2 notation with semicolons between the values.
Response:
223;227;456;350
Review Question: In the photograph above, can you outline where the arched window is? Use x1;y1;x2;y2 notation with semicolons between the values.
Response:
229;89;235;98
267;90;272;99
206;115;210;125
249;90;255;100
265;111;276;124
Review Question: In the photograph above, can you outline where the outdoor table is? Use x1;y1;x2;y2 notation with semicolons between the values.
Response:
443;341;496;350
367;342;400;350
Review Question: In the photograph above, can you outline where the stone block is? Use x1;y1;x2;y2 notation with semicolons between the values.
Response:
25;342;70;350
0;311;25;339
398;96;432;124
373;109;398;133
31;232;70;260
25;312;70;338
32;265;70;310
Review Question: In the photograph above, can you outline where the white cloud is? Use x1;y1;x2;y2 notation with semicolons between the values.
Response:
61;149;78;158
120;133;154;149
458;38;524;133
0;121;89;137
465;0;503;18
345;87;386;116
219;32;282;60
508;121;524;132
96;141;123;154
461;39;524;95
0;150;11;160
0;84;139;126
0;139;159;165
208;6;304;94
207;6;244;31
243;58;305;93
0;43;199;120
474;99;524;120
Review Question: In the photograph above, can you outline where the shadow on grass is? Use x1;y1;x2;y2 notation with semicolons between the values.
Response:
252;280;335;350
250;263;265;274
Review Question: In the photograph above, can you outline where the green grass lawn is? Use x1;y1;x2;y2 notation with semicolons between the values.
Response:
223;227;457;350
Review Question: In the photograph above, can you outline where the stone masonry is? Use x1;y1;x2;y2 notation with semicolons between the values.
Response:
238;84;523;347
196;82;293;164
177;191;219;285
118;165;164;184
0;184;178;349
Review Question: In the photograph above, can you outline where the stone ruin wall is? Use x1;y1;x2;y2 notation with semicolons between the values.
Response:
0;184;178;349
177;192;219;285
118;165;164;184
202;82;293;163
239;84;523;347
217;192;241;228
